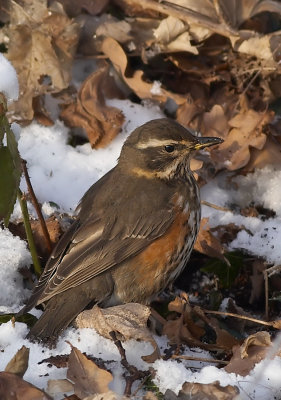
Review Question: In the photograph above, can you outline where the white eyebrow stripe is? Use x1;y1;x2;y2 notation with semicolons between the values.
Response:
136;139;188;149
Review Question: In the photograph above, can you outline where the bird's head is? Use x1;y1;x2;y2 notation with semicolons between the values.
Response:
119;118;223;180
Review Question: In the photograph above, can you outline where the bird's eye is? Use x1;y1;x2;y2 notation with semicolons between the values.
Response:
164;145;175;153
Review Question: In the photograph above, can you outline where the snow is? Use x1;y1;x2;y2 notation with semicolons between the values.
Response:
0;228;31;312
0;51;281;399
201;168;281;264
0;53;19;102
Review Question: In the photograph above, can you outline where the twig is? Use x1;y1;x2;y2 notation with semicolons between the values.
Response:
109;331;149;396
201;200;231;213
202;308;280;328
171;355;228;365
263;265;281;320
17;190;41;276
21;159;52;254
235;40;281;111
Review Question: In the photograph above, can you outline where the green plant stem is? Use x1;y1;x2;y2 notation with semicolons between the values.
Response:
17;189;41;276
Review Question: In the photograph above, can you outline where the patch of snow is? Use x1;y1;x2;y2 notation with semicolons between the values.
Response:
0;228;31;312
0;54;19;102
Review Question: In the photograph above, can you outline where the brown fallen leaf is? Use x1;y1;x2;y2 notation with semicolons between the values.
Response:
202;104;229;139
240;331;272;358
178;380;239;400
47;379;74;397
154;16;198;54
31;216;62;259
225;331;276;376
75;303;160;362
56;0;109;17
194;306;239;350
194;218;229;265
163;297;214;350
244;134;281;172
0;371;52;400
210;98;274;171
33;95;54;127
83;390;126;400
7;0;79;121
5;345;29;378
101;37;186;105
67;344;113;399
60;65;125;148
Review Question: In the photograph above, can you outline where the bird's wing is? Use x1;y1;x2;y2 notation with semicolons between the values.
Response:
34;206;175;305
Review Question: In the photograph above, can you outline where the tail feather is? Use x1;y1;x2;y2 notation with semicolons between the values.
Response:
27;289;92;343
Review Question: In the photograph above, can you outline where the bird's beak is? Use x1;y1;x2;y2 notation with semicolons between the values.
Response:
192;136;224;150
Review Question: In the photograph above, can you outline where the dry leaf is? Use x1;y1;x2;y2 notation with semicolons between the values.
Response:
31;216;62;259
75;303;160;362
96;18;132;43
202;104;229;139
163;297;205;348
177;96;205;129
83;390;126;400
56;0;109;17
210;99;274;171
67;344;113;398
225;331;274;376
179;380;239;400
0;371;52;400
60;65;125;148
7;0;79;121
153;16;198;54
194;306;239;350
47;379;74;397
194;218;229;264
33;95;54;126
244;134;281;171
101;37;186;105
240;331;272;358
5;345;29;378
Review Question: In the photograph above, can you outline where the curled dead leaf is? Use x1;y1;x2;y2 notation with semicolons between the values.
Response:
5;345;29;378
47;379;74;397
210;100;274;170
0;371;52;400
101;37;186;105
75;303;160;362
60;65;125;148
7;0;79;121
194;306;239;350
194;218;229;265
67;344;113;398
178;380;239;400
225;331;274;376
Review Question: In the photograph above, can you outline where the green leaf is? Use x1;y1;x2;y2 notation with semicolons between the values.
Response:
6;120;21;174
0;147;20;225
0;117;22;226
201;251;244;288
0;115;5;145
0;313;38;327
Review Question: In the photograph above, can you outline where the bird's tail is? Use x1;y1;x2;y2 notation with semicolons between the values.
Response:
27;290;91;344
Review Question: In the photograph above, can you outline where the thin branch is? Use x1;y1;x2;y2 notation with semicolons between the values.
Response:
263;265;281;320
17;190;41;276
171;355;228;365
201;200;231;213
109;331;149;396
202;308;279;328
21;159;52;254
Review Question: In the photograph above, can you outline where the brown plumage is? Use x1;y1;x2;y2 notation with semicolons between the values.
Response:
17;118;223;342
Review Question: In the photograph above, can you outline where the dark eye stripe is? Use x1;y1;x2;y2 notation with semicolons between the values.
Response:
164;145;175;153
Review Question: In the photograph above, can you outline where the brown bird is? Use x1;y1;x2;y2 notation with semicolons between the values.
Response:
18;118;223;342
